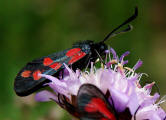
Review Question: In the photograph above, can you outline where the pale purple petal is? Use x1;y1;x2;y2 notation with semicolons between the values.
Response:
119;51;130;62
135;105;166;120
109;88;129;112
35;90;58;102
40;74;67;88
144;82;155;94
133;60;143;70
110;48;117;59
48;82;68;96
127;75;139;82
127;90;139;115
122;60;128;65
140;93;160;107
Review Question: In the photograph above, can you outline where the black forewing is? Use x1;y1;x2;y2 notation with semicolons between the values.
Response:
14;47;87;96
77;84;116;120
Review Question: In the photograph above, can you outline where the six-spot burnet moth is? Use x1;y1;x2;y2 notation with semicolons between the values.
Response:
14;7;138;97
77;84;132;120
77;84;117;120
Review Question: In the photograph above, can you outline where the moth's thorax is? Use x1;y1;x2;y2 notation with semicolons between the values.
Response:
72;40;93;53
73;40;107;55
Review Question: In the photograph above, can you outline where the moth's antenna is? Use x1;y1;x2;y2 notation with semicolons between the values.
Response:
102;7;138;43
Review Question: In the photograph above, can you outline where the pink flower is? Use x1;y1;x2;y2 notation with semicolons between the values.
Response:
35;48;166;120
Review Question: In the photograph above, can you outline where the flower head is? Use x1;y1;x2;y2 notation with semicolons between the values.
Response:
35;48;166;120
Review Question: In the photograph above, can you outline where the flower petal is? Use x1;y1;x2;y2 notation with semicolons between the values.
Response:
109;88;129;112
35;90;58;102
119;51;130;62
110;48;117;59
133;60;143;70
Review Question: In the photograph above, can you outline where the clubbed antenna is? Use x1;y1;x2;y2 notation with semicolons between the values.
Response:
102;7;138;43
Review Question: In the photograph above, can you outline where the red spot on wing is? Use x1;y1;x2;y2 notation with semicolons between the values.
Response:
66;48;81;57
43;57;62;71
66;48;86;64
68;51;86;64
43;57;54;66
33;70;42;80
85;98;116;120
21;70;31;78
49;62;62;71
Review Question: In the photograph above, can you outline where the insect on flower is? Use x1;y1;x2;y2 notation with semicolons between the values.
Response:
14;7;138;96
35;49;166;120
14;6;166;119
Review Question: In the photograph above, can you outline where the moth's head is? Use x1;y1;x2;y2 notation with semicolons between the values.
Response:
93;42;108;55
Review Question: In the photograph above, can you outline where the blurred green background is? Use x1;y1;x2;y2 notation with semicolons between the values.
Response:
0;0;166;120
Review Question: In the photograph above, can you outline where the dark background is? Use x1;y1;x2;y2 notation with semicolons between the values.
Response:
0;0;166;120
